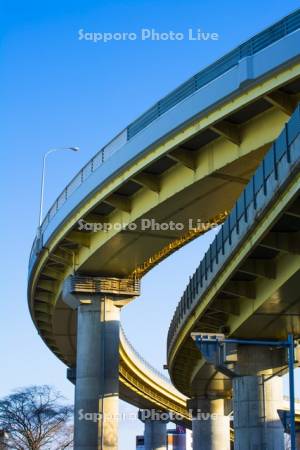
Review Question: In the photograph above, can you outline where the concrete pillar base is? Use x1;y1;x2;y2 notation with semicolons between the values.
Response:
139;410;169;450
232;344;286;450
74;297;120;450
189;398;231;450
233;372;284;449
63;275;140;450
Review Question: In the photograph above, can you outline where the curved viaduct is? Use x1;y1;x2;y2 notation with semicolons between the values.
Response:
28;10;300;450
167;106;300;448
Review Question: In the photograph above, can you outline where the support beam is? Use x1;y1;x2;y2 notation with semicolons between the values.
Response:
238;258;276;279
195;321;220;333
48;252;73;267
210;172;248;185
42;339;57;349
35;311;51;322
42;267;64;281
65;231;90;248
209;299;240;316
132;172;160;193
84;213;107;223
168;148;196;170
35;302;53;314
209;121;241;146
196;317;225;329
104;194;131;212
264;91;296;116
284;200;300;219
36;280;58;293
35;291;54;303
259;232;300;254
37;321;52;332
221;281;256;299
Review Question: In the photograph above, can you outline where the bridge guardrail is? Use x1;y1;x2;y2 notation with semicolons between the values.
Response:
167;104;300;354
29;9;300;272
120;325;171;384
127;9;300;139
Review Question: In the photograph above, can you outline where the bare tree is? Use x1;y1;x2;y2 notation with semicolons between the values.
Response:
0;386;73;450
53;424;73;450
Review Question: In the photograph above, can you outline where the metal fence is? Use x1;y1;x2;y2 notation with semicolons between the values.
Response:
127;9;300;139
30;9;300;268
39;129;127;236
167;104;300;351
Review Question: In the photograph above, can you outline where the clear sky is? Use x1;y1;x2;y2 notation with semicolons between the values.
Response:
1;1;300;448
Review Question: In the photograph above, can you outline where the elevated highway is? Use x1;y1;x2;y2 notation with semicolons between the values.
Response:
119;328;188;422
66;325;189;422
27;9;300;449
167;106;300;448
167;106;300;396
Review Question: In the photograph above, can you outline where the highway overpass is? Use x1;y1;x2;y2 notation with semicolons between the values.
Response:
28;9;300;450
167;105;300;448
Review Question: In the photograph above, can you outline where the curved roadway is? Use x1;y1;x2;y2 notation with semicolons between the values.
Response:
167;106;300;397
28;10;300;415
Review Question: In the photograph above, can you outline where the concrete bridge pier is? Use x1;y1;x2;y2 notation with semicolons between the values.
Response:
74;297;120;450
233;375;284;450
138;410;169;450
233;346;285;450
188;397;231;450
62;275;140;450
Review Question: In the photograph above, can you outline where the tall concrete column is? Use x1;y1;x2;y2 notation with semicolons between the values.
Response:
139;410;169;450
63;275;140;450
233;375;284;450
233;345;285;450
74;297;120;450
188;398;231;450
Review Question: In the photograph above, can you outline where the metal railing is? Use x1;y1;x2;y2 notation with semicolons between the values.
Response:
30;9;300;268
120;325;171;384
39;129;127;237
127;9;300;139
167;104;300;353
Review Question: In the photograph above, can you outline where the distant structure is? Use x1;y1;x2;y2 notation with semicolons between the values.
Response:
185;429;192;450
167;426;186;450
136;435;144;450
136;426;192;450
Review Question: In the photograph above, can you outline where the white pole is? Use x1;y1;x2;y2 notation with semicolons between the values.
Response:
38;147;79;228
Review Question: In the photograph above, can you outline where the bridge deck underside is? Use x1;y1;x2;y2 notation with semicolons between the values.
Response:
30;69;300;413
170;188;300;397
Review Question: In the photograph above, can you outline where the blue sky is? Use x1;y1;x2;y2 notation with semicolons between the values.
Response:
1;0;299;448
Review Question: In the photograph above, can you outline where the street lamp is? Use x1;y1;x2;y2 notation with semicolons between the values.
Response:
38;147;80;228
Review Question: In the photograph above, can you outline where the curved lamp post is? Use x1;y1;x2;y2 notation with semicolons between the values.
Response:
38;147;80;227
